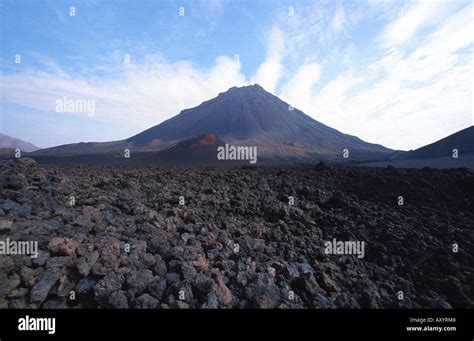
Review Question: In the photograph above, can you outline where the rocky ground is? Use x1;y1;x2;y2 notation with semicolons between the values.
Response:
0;158;473;309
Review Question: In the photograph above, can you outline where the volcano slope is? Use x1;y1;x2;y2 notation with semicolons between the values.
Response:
0;159;473;309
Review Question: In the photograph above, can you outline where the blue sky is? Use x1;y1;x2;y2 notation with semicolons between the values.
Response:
0;0;473;150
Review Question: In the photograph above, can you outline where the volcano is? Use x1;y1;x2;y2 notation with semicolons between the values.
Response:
32;84;394;163
127;84;392;161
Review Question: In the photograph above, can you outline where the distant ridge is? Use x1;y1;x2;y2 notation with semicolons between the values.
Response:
396;126;474;160
0;133;40;152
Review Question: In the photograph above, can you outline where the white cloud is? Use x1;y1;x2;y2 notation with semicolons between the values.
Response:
1;55;247;132
280;63;321;111
0;25;285;136
377;0;455;48
412;2;474;57
311;74;366;123
284;3;473;150
251;27;285;93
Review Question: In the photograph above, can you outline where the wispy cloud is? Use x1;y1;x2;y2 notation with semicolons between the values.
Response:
281;63;322;112
377;0;457;48
289;2;474;150
251;26;285;93
1;55;248;132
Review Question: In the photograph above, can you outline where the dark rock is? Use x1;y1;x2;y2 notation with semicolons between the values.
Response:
135;293;159;308
202;292;219;308
316;272;341;293
126;269;155;294
75;278;96;294
152;256;167;276
360;289;380;308
178;262;197;281
31;253;48;267
9;297;30;309
0;219;13;232
148;278;167;301
76;251;99;276
165;273;181;284
30;267;61;305
3;174;27;190
42;298;67;309
0;162;472;309
246;274;280;309
46;256;72;269
281;263;300;281
0;272;11;298
108;290;129;308
94;273;125;304
73;214;94;230
0;255;15;273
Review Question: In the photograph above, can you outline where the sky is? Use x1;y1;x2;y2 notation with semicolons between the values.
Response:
0;0;473;150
